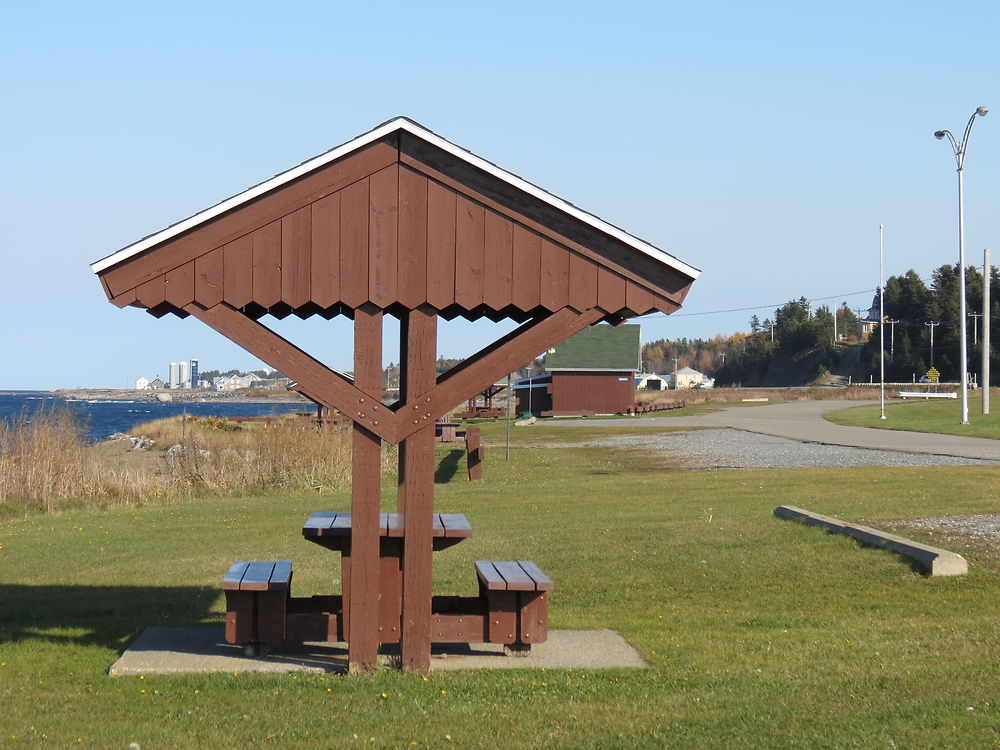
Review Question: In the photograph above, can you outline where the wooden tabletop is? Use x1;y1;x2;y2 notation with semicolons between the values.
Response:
303;512;473;539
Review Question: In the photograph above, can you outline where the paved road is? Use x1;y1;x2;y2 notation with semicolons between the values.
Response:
546;400;1000;463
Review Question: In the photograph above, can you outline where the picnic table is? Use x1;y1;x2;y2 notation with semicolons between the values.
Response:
223;511;552;656
434;420;464;442
302;511;472;643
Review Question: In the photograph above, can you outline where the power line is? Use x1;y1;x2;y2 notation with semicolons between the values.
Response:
639;264;989;322
636;287;877;319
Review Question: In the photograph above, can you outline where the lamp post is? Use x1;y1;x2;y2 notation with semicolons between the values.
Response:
935;105;988;425
879;224;886;420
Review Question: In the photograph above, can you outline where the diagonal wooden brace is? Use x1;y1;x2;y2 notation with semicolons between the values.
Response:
183;302;397;442
184;302;606;445
392;306;606;443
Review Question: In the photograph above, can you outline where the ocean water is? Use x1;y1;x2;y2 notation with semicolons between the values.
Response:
0;391;307;443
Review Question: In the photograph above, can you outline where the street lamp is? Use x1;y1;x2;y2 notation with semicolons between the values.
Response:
934;105;988;425
879;224;886;420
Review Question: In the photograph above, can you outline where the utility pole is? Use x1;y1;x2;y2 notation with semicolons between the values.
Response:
925;321;940;368
969;312;982;342
886;319;899;357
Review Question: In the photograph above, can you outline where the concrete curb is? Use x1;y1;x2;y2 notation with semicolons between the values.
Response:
774;505;968;576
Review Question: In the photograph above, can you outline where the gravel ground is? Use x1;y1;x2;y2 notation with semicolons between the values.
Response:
543;427;999;545
546;427;1000;471
884;514;1000;545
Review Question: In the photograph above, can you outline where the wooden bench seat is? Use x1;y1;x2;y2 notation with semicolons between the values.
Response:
222;560;293;652
475;560;553;655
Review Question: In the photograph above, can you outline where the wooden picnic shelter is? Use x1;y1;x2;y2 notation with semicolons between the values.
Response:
91;117;700;674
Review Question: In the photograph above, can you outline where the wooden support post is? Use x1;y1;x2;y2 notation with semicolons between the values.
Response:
348;304;383;675
398;305;437;673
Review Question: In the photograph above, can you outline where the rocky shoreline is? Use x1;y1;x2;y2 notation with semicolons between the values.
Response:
52;388;310;404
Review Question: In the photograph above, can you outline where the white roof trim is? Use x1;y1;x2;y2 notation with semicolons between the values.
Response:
91;117;701;280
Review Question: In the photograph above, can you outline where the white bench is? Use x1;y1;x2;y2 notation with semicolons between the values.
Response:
898;391;956;399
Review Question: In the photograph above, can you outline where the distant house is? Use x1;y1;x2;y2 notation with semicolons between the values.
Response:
859;298;881;342
636;373;668;391
669;366;708;389
147;378;166;390
134;376;150;390
214;373;257;391
514;324;639;416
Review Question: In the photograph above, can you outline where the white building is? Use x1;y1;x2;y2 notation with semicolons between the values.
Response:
635;373;668;391
168;362;179;389
669;367;709;389
135;376;150;390
214;373;257;391
179;361;191;389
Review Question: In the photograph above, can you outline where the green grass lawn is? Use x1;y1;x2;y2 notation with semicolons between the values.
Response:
2;422;1000;748
827;397;1000;440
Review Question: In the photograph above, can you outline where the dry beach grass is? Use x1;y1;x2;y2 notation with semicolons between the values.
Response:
0;410;374;514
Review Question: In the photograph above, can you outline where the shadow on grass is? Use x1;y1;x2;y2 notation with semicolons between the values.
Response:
435;449;464;484
0;584;220;651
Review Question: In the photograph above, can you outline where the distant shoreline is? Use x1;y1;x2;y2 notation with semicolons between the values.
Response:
50;388;310;404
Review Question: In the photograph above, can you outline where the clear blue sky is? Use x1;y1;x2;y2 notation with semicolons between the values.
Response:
3;1;999;389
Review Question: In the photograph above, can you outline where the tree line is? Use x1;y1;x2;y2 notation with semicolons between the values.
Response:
641;263;998;387
855;264;999;385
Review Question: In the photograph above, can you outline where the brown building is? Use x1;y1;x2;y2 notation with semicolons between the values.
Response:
515;324;639;416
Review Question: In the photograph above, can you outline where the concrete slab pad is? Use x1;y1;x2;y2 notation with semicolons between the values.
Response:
108;628;647;676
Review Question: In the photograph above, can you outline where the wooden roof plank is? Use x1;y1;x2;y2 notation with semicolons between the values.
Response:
164;261;195;309
568;251;598;312
339;178;370;309
252;221;282;309
539;237;569;311
134;276;165;309
310;192;341;309
397;165;428;309
194;247;224;308
368;165;399;308
483;211;513;312
281;205;312;310
454;195;486;309
222;235;253;309
625;279;656;316
511;224;541;311
425;180;457;310
597;266;626;314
